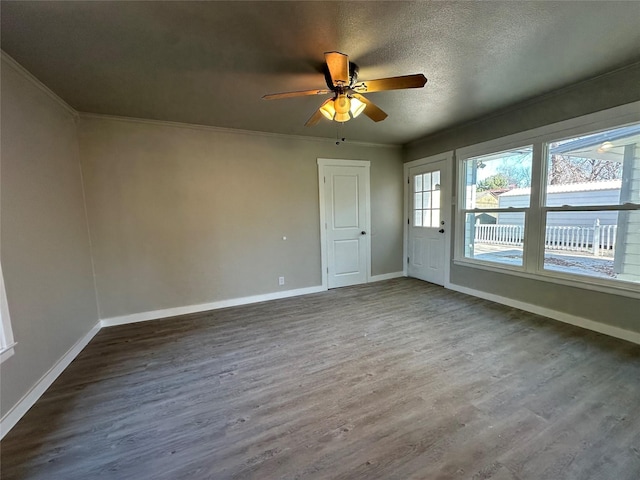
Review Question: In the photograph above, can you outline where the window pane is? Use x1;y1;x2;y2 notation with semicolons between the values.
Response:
433;190;441;209
432;170;440;190
414;193;422;210
464;146;533;209
464;212;525;266
543;210;640;284
423;173;431;192
414;210;423;227
414;174;422;192
422;211;430;227
432;209;440;227
545;123;640;206
423;191;431;209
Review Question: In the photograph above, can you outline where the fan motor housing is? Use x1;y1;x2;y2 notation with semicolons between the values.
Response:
324;62;359;91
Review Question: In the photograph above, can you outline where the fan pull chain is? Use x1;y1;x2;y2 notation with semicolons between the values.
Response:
335;124;346;145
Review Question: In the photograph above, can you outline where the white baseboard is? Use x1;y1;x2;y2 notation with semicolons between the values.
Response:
448;283;640;345
369;272;404;282
0;321;101;439
101;285;327;328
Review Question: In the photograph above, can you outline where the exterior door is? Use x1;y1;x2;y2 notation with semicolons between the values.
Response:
407;159;448;285
321;162;370;288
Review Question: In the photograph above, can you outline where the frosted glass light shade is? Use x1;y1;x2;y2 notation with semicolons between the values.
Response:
334;112;350;122
317;95;365;123
349;97;366;118
320;99;336;120
334;94;351;115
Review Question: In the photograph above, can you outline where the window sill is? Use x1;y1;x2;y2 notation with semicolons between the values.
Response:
453;258;640;299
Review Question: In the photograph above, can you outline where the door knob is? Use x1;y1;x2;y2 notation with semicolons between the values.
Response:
361;231;367;235
438;229;445;233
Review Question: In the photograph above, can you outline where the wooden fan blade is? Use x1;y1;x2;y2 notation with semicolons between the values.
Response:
351;93;388;122
325;51;349;86
353;74;427;93
304;108;325;127
263;89;331;100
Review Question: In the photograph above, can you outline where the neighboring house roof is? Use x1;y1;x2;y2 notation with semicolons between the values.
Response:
500;179;621;197
550;125;640;154
476;191;498;200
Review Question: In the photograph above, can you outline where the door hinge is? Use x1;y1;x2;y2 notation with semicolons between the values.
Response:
407;257;410;264
407;218;410;225
407;177;410;184
324;176;326;183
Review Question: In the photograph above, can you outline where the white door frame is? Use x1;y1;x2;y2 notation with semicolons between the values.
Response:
318;158;371;290
403;151;454;287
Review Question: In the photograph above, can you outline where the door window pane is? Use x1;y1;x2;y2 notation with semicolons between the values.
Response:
413;170;442;228
414;210;423;227
415;174;423;192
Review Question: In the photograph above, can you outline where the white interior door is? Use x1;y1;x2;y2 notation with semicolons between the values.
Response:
407;159;448;285
321;163;370;288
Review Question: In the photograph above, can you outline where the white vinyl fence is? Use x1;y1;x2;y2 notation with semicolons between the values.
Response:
474;220;617;257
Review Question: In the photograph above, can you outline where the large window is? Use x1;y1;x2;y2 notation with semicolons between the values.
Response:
456;105;640;295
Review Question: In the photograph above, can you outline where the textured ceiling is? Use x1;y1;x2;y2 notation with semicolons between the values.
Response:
2;1;640;145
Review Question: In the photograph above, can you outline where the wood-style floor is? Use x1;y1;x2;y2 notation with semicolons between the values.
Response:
2;278;639;479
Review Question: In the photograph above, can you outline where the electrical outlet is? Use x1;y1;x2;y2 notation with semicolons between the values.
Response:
278;276;285;286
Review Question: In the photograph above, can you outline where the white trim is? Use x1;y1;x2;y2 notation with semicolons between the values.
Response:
101;285;326;327
447;283;640;345
369;271;404;282
1;51;78;118
79;113;401;149
403;151;454;285
317;158;372;168
0;321;101;439
317;159;372;289
0;343;16;363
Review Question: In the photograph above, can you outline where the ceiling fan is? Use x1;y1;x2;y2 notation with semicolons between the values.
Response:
262;51;427;126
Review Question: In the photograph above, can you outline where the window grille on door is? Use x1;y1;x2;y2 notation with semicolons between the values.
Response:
413;171;441;227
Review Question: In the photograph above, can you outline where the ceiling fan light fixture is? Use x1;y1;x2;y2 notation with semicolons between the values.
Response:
334;111;351;122
319;99;336;120
264;51;426;127
334;94;351;115
349;97;366;118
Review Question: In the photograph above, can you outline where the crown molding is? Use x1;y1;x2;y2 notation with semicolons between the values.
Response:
78;112;401;149
1;50;78;118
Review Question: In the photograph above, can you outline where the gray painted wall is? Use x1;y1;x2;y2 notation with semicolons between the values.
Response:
78;116;404;319
405;63;640;334
0;58;99;416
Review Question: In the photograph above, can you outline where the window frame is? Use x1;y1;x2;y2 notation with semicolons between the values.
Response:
0;263;16;363
454;101;640;299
